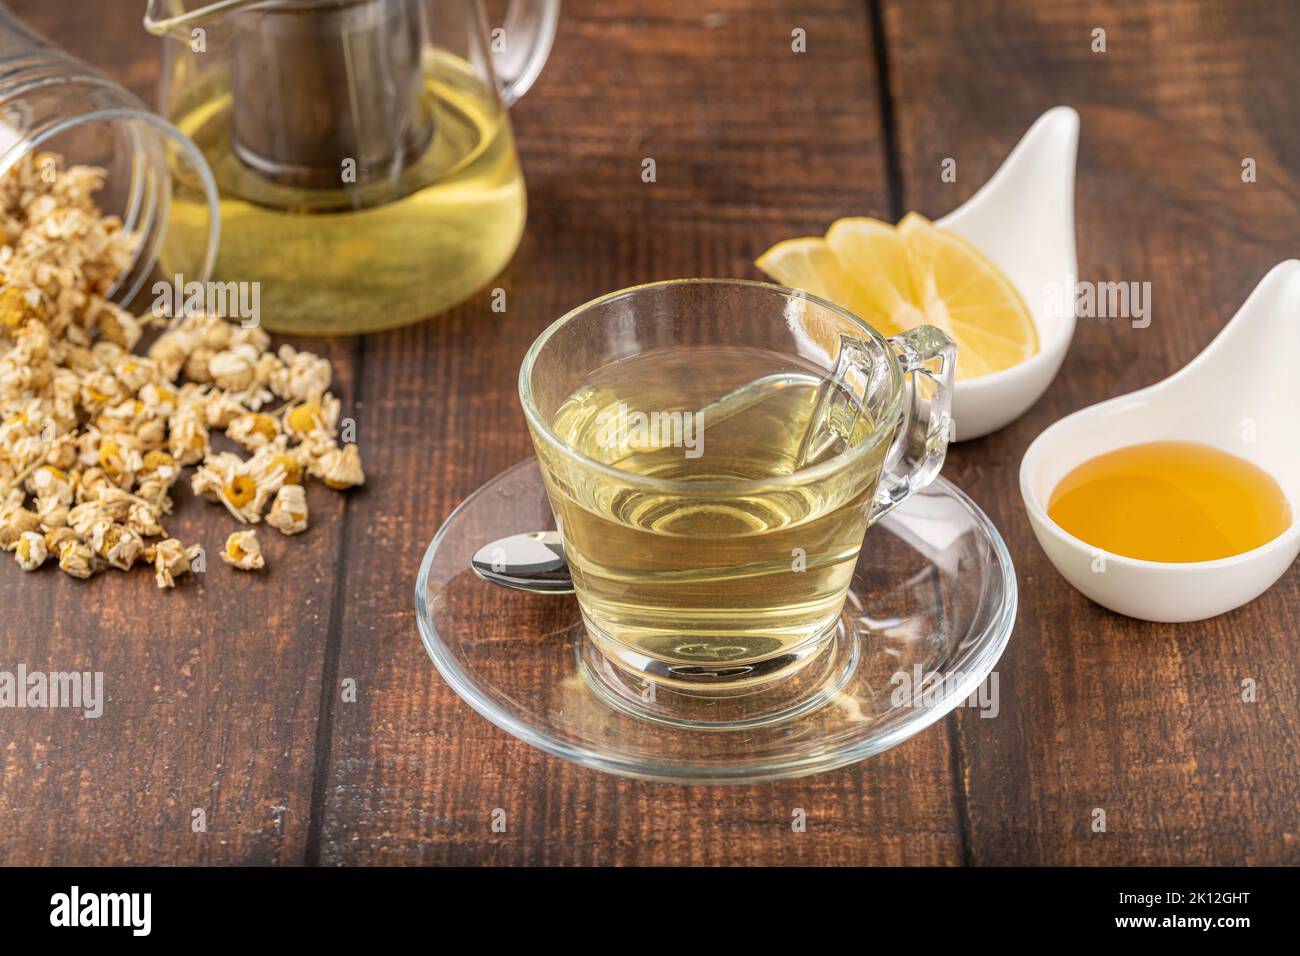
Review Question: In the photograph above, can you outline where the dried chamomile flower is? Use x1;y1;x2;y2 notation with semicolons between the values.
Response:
72;429;99;468
190;451;240;501
91;520;144;571
79;369;125;413
75;467;115;503
112;356;160;393
60;344;99;378
138;449;180;485
263;448;304;486
14;530;47;571
7;357;45;390
138;382;176;416
67;498;129;538
150;537;201;589
45;434;78;471
315;443;366;490
0;403;42;445
126;500;165;538
7;435;47;473
253;350;282;387
34;494;69;532
0;286;44;330
0;153;367;590
43;526;76;555
221;529;264;571
57;539;99;579
243;441;296;494
0;357;41;394
230;323;270;353
200;387;251;429
92;341;129;370
271;345;332;403
233;374;274;411
191;451;274;523
227;411;280;450
96;400;154;440
185;313;233;350
294;431;336;469
208;343;260;391
147;329;194;381
284;393;340;439
183;345;215;383
135;451;180;512
27;465;72;503
96;438;140;488
95;303;143;351
168;403;209;466
0;502;41;550
267;483;308;536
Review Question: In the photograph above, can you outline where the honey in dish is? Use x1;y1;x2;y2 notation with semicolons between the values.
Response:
1047;441;1291;562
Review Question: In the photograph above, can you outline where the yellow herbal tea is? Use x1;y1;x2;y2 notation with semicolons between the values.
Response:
1047;441;1291;562
522;281;955;707
537;345;889;688
166;52;524;335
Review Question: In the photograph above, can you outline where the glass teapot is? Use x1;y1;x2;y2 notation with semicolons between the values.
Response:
144;0;559;334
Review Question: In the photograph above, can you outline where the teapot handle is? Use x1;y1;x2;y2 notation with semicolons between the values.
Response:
494;0;560;106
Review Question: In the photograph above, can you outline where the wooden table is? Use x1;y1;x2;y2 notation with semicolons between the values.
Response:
2;0;1296;866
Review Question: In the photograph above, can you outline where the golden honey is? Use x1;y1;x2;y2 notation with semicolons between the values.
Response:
1047;441;1291;562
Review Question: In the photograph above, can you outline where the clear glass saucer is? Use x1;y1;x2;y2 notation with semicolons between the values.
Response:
415;459;1016;784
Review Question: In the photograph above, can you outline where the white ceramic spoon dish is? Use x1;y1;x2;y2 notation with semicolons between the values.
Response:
1020;260;1300;622
939;106;1079;440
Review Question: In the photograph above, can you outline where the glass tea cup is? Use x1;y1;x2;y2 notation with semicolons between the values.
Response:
519;279;955;719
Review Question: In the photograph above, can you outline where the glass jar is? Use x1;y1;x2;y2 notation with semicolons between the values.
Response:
0;1;219;308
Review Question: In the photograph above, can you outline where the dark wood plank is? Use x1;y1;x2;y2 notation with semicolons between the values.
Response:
9;1;163;102
314;0;967;865
0;2;355;864
883;0;1300;864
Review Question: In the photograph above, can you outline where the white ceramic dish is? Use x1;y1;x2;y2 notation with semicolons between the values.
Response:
939;106;1079;440
1019;260;1300;622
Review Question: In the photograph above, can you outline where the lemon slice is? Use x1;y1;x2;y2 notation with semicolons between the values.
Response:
757;212;1038;380
753;237;888;333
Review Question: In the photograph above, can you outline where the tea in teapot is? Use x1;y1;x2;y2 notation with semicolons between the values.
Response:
146;0;558;334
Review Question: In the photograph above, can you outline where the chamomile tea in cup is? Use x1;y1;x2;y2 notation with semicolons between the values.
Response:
519;280;955;702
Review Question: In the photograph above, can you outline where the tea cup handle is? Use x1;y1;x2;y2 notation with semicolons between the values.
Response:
495;0;561;107
869;325;957;523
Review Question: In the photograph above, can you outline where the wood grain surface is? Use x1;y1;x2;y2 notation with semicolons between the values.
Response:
0;0;1296;866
